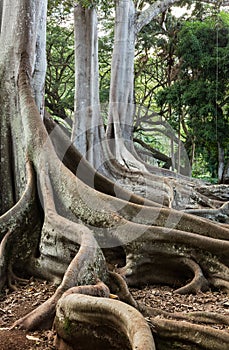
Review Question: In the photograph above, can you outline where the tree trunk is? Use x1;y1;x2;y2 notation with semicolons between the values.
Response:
106;0;148;172
0;0;47;288
223;160;229;184
0;1;229;350
107;0;135;141
71;4;105;171
218;142;225;183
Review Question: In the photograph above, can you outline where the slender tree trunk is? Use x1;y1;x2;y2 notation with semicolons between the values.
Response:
223;160;229;184
107;0;135;141
0;0;3;32
106;0;146;169
31;0;47;117
218;142;225;183
71;4;105;170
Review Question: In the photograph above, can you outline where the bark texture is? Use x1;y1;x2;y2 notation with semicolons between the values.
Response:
0;1;229;350
71;5;105;170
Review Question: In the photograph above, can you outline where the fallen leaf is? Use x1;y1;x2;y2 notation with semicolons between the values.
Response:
26;335;41;342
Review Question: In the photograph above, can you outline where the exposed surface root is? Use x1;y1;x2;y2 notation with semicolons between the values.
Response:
54;294;155;350
0;229;32;291
174;258;209;294
170;311;229;326
3;60;228;350
0;160;39;291
184;202;229;223
108;271;138;308
6;265;29;291
0;230;12;290
196;185;229;202
11;215;107;330
0;159;35;240
151;317;229;350
44;114;157;207
209;277;229;293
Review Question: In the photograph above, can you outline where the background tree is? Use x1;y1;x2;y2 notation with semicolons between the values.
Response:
71;0;217;207
133;9;186;172
156;10;229;182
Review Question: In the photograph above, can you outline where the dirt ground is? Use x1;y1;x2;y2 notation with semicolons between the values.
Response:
0;279;56;350
0;279;229;349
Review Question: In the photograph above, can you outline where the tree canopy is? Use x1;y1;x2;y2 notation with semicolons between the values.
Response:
156;10;229;180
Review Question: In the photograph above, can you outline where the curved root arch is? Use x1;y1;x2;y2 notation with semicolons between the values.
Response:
0;160;40;290
54;294;155;350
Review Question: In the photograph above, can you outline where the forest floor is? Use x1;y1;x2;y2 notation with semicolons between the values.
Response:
0;279;229;350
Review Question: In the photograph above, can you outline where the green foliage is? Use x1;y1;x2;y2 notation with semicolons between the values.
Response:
78;0;95;9
99;35;112;103
45;2;74;122
97;9;114;104
156;11;229;179
48;0;73;21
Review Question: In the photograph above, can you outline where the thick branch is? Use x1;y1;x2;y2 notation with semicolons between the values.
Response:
136;0;229;34
134;137;171;163
135;0;179;34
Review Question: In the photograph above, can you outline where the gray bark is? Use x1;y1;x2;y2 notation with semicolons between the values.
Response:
106;0;147;171
31;0;47;117
71;4;105;170
135;0;180;34
0;0;3;32
107;0;135;140
218;142;225;183
135;0;229;34
223;160;229;184
0;0;46;212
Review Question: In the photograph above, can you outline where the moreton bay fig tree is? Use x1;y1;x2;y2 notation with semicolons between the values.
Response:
0;0;229;349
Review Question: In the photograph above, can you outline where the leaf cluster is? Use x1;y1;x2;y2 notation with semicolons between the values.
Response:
156;11;229;177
